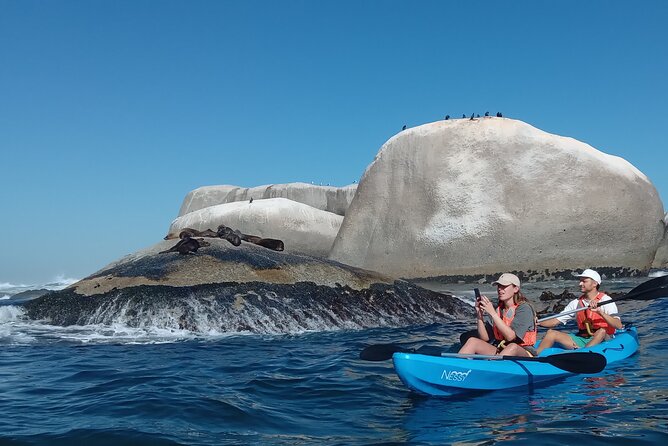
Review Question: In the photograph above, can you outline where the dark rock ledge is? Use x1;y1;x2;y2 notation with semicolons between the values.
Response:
22;239;474;334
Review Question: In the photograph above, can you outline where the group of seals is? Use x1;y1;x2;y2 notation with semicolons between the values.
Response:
161;224;285;255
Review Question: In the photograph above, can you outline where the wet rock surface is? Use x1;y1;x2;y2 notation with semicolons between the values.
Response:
21;238;474;333
23;280;474;334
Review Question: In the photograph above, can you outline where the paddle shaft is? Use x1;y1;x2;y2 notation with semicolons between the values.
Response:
432;350;606;373
537;283;667;323
438;352;538;361
537;297;617;323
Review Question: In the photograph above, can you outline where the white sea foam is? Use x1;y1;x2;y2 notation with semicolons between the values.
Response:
0;282;29;291
1;295;10;300
43;274;78;289
0;307;36;344
649;270;668;278
1;308;245;346
0;305;24;322
0;275;80;296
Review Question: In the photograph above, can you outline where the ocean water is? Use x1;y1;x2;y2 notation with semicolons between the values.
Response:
1;274;667;445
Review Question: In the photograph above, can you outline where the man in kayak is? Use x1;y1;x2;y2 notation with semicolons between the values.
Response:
536;269;622;355
458;273;537;357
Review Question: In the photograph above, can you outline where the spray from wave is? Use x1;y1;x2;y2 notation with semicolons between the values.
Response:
0;282;29;291
42;274;79;289
0;275;79;296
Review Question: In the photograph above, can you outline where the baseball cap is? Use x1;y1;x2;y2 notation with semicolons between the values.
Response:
492;273;521;287
576;268;601;285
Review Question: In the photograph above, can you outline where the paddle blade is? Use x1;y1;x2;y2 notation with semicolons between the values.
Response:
415;345;448;356
622;283;668;301
359;344;411;361
542;351;607;374
626;274;668;296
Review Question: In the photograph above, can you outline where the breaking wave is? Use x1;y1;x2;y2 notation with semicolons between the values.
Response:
0;275;79;296
20;281;472;340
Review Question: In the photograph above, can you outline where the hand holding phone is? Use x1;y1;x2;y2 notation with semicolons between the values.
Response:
474;288;481;301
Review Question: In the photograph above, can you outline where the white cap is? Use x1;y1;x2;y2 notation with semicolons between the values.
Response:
492;273;521;287
576;268;601;285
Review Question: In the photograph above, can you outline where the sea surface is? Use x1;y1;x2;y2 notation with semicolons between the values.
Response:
1;273;667;445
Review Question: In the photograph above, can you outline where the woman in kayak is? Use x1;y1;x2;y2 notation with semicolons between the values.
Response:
535;268;622;355
458;273;537;357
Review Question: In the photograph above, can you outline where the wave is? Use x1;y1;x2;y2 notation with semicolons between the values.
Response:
649;270;668;278
0;310;244;346
23;281;473;338
0;275;79;296
42;274;79;288
0;306;37;345
0;305;24;322
0;282;29;291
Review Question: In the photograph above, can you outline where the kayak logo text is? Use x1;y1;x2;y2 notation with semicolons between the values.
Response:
440;369;471;382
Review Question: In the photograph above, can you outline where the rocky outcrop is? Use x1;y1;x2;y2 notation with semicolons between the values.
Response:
178;182;357;217
166;198;343;258
330;118;665;279
22;239;473;334
652;213;668;268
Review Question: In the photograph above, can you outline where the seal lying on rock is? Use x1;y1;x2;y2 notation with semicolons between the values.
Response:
217;225;242;246
159;236;210;255
164;228;219;240
239;234;284;251
256;238;284;251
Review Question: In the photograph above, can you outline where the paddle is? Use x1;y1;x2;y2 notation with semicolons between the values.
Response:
359;344;606;373
538;274;668;323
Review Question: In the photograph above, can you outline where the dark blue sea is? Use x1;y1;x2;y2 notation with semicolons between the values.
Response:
1;274;667;445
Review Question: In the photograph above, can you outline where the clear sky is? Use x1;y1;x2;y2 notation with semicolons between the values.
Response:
1;1;666;284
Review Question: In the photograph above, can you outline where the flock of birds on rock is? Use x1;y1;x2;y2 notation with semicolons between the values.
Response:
402;111;503;131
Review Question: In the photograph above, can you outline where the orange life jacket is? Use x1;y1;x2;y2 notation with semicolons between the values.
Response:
576;292;616;336
493;302;537;347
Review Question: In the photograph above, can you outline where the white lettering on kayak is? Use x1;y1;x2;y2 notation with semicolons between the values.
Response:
440;369;472;382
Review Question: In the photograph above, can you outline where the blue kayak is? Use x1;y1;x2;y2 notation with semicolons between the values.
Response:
392;327;639;397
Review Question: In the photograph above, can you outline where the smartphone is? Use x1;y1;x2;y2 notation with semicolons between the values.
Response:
474;288;481;301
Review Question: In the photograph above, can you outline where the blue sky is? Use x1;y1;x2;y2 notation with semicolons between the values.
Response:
1;1;666;284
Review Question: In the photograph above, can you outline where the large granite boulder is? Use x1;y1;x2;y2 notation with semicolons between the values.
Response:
652;213;668;269
166;198;343;257
178;182;357;217
330;118;665;279
22;239;473;334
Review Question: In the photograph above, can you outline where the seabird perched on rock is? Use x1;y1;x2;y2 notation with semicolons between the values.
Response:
462;114;466;118
402;125;407;130
496;112;503;117
249;197;253;203
476;114;480;118
445;115;450;120
470;113;475;120
484;111;489;117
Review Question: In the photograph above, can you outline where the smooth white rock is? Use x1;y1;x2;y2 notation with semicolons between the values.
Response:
330;118;665;278
168;198;343;257
652;213;668;269
178;182;357;217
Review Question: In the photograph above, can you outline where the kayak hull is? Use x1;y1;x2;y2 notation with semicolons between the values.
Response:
392;327;639;397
